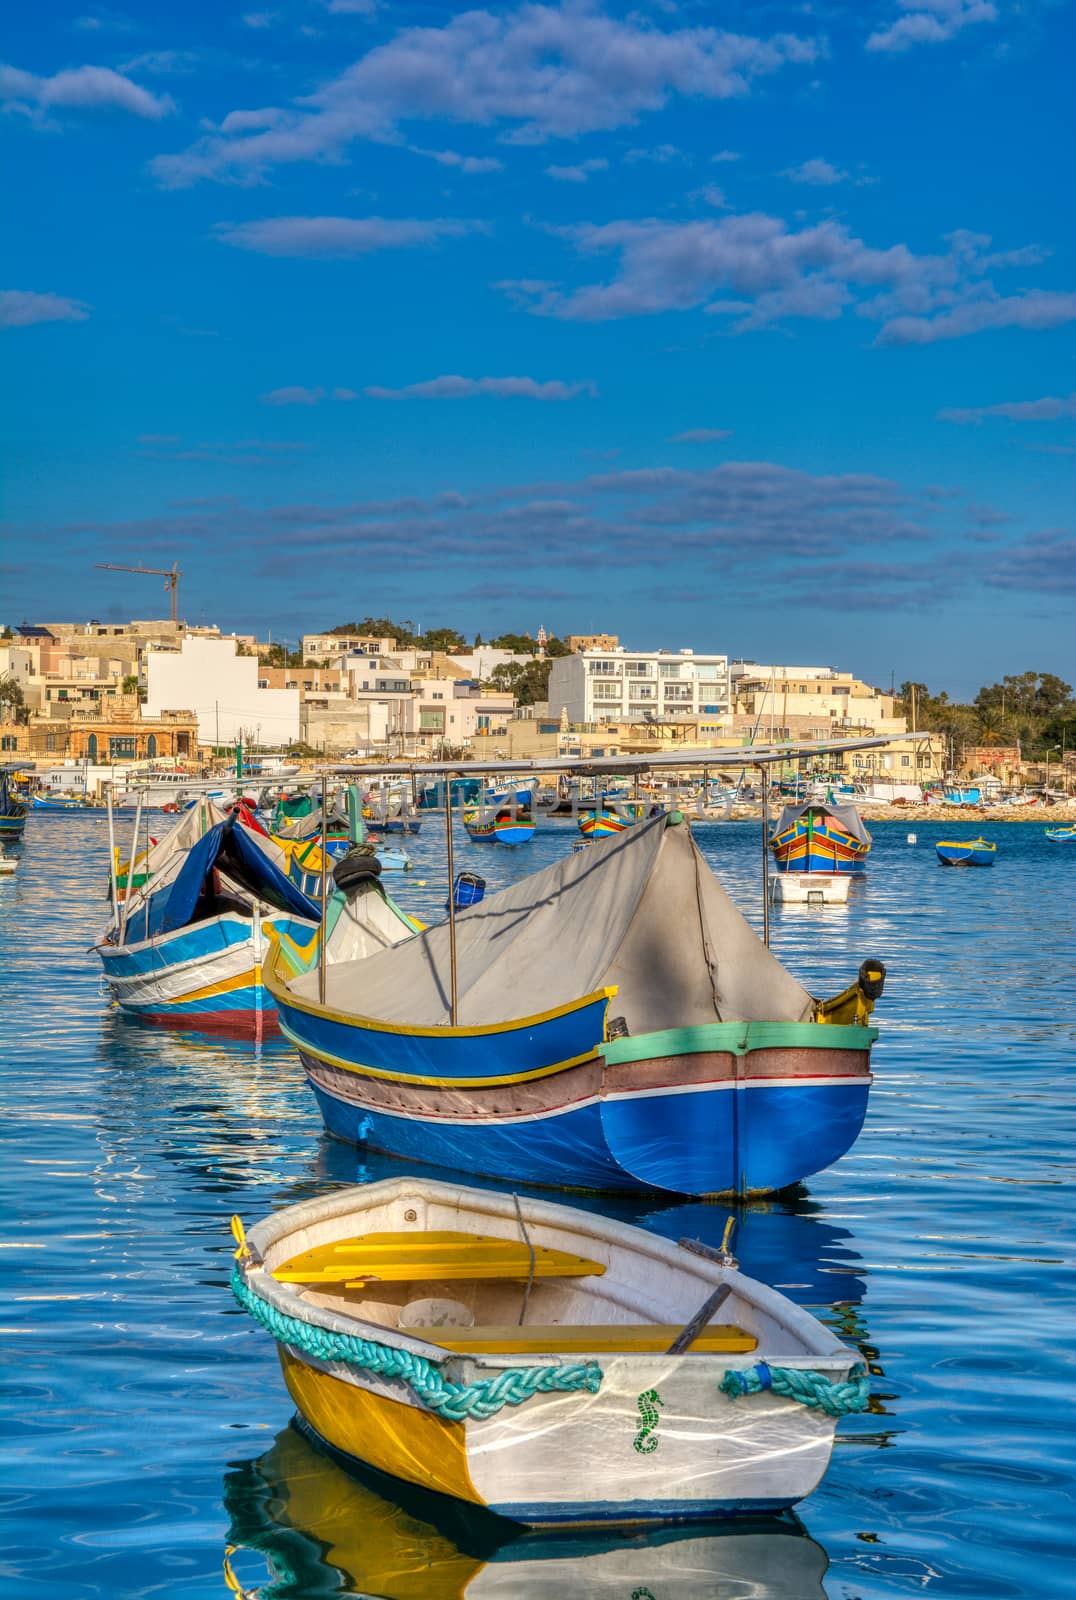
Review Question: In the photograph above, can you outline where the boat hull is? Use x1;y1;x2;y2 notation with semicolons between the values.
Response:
0;813;27;838
277;1346;834;1524
935;843;995;866
770;818;869;874
97;910;317;1037
282;1007;875;1197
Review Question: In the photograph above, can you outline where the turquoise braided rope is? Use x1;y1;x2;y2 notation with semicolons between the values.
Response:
231;1266;602;1422
719;1362;870;1417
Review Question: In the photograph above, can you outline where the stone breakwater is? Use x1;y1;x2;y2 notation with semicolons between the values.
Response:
706;803;1076;825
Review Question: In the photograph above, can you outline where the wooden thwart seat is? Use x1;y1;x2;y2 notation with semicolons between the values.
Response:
272;1229;606;1287
405;1323;758;1355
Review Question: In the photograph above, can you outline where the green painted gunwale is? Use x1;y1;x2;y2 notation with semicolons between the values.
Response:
601;1020;878;1065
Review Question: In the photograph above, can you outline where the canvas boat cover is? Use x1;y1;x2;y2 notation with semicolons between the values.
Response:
133;815;319;941
772;802;871;847
290;813;815;1029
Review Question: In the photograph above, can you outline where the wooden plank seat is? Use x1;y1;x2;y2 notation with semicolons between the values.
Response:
404;1323;759;1355
272;1229;606;1287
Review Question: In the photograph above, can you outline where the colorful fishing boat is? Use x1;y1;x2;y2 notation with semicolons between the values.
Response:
577;799;658;839
230;1178;869;1525
224;1423;829;1599
0;771;28;840
769;804;871;874
463;805;536;846
935;837;996;866
31;792;89;811
94;804;320;1036
1045;823;1076;843
266;812;886;1196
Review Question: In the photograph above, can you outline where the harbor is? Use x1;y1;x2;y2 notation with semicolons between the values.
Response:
2;800;1074;1596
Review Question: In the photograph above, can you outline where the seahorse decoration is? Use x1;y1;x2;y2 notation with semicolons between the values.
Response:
632;1590;658;1600
633;1388;664;1454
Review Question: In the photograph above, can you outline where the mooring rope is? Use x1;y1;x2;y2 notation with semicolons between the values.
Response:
231;1266;603;1423
719;1361;870;1416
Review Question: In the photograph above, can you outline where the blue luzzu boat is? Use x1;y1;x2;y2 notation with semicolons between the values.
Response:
266;812;886;1197
935;837;996;866
95;804;321;1036
1045;823;1076;843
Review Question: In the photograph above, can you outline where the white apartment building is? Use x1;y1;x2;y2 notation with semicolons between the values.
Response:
145;635;299;747
548;648;732;726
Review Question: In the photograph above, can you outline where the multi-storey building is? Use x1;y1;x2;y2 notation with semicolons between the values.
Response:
548;647;732;728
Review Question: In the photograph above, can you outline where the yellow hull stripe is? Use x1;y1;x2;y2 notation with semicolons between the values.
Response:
278;1347;482;1505
151;966;261;1006
279;1017;600;1088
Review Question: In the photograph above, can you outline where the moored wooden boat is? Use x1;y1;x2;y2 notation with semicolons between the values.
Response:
1044;823;1076;843
769;804;871;874
267;812;886;1196
464;803;536;846
230;1177;869;1526
935;837;996;866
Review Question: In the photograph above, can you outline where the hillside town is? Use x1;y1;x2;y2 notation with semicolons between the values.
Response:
1;615;1071;804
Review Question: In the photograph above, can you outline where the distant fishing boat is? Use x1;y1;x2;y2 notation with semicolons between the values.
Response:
0;853;16;876
577;799;657;839
267;812;886;1196
770;803;871;874
935;838;996;867
230;1177;869;1526
464;797;536;846
943;786;982;806
0;771;29;839
31;792;89;812
1045;824;1076;843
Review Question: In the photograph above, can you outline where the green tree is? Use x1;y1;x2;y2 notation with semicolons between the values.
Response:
422;627;467;653
0;673;26;721
489;632;536;653
545;635;571;657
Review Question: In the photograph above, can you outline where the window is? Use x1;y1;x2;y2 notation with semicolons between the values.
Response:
592;683;621;700
659;663;680;678
901;754;910;767
419;710;444;732
588;660;618;675
46;734;57;752
1;736;16;752
624;661;650;676
146;734;157;758
86;733;97;759
109;736;136;759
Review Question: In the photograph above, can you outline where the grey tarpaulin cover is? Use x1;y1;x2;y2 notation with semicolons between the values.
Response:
291;813;815;1029
772;802;872;847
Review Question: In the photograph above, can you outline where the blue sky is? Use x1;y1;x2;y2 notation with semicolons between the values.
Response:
2;0;1074;696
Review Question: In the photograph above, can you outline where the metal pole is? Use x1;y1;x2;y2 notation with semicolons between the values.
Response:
106;785;119;928
120;789;144;945
759;765;770;947
318;774;328;1004
444;774;458;1026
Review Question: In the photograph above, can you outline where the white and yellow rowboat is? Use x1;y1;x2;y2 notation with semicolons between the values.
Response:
231;1178;869;1526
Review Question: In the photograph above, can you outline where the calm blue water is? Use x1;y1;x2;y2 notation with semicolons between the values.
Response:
1;813;1075;1598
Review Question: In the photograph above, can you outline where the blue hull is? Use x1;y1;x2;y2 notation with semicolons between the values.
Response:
304;1057;872;1197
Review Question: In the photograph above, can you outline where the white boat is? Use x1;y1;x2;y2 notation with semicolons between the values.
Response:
231;1177;868;1526
0;854;16;876
770;872;851;905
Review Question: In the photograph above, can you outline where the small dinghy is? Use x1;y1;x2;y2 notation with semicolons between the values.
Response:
231;1177;868;1527
1045;824;1076;843
935;837;996;867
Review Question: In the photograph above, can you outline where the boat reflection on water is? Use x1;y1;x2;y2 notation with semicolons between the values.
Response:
312;1138;869;1310
223;1423;829;1600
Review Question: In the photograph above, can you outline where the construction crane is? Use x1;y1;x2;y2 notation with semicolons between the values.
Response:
95;562;182;624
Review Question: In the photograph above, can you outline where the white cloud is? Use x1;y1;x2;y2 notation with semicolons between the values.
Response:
214;215;485;257
0;289;90;329
365;375;596;400
0;61;174;120
782;156;846;185
669;428;733;442
151;4;820;185
260;386;326;406
867;0;997;54
711;149;740;163
499;212;1076;346
939;391;1076;424
545;157;608;183
410;146;504;174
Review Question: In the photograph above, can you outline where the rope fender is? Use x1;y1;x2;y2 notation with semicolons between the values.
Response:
231;1266;602;1422
719;1361;870;1417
